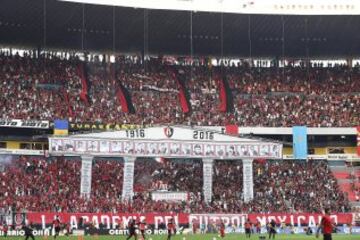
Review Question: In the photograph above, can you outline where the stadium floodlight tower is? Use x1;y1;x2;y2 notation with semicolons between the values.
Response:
49;126;283;203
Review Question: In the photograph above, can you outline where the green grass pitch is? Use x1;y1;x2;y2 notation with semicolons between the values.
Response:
3;234;360;240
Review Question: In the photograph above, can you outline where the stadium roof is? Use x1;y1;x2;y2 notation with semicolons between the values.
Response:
59;0;360;15
1;0;360;57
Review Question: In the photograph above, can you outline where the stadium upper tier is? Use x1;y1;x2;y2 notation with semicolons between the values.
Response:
0;156;352;213
0;52;359;127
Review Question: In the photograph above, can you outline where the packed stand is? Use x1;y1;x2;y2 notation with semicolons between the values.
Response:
209;160;244;212
0;156;351;214
248;160;351;213
132;158;203;213
233;94;359;127
227;66;360;127
88;159;124;212
117;59;184;125
183;159;350;213
226;66;360;94
72;62;125;123
0;51;83;120
0;156;81;212
180;67;225;126
0;51;359;127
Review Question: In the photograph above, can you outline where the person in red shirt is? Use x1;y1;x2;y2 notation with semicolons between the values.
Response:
316;208;334;240
256;221;261;234
219;220;225;238
244;218;252;238
167;218;176;240
52;216;61;239
2;222;8;238
138;219;146;240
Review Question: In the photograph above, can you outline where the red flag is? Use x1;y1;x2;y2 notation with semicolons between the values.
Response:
178;88;190;113
255;158;267;164
225;125;238;136
173;72;190;113
79;91;87;103
117;88;129;113
62;89;73;118
77;64;89;104
218;77;227;112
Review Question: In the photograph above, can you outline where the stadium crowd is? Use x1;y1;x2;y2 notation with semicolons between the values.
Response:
0;51;359;127
0;156;351;214
0;156;81;212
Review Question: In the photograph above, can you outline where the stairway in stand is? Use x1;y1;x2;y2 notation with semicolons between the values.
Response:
330;165;360;204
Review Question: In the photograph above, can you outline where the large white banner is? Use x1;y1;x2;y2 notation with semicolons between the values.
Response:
50;139;281;159
122;158;135;201
80;156;93;197
49;126;282;159
242;159;254;203
203;159;213;203
65;126;256;142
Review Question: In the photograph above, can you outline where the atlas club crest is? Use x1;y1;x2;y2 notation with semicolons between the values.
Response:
14;213;25;225
164;127;174;138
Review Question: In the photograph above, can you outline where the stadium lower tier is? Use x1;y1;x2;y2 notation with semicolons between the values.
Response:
0;156;351;213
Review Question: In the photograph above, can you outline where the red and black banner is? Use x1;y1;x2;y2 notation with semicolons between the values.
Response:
173;72;190;113
118;83;135;114
218;76;227;112
62;89;73;118
217;75;233;113
111;64;135;114
116;87;129;113
77;63;89;104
